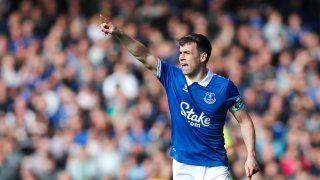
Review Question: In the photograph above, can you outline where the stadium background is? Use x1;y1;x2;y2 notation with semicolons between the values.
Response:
0;0;320;179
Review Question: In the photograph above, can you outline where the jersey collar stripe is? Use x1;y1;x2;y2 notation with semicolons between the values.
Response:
185;70;214;87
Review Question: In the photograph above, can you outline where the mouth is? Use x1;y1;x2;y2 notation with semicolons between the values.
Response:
181;63;189;69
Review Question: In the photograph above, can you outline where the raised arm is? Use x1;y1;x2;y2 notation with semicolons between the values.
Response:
100;14;158;75
229;108;259;179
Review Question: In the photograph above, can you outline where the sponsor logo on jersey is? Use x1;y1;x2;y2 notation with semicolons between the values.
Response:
180;102;211;128
203;92;216;104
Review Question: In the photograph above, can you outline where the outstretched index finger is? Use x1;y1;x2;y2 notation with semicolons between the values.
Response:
99;14;108;22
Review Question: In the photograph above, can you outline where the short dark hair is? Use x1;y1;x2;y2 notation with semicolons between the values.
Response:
178;34;212;62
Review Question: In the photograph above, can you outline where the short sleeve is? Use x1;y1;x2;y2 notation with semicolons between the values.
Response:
225;80;245;112
157;60;176;89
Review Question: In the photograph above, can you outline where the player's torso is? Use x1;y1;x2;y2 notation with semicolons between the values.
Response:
166;70;230;166
167;72;228;131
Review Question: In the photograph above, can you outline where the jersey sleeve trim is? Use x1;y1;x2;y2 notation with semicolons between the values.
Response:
156;59;161;78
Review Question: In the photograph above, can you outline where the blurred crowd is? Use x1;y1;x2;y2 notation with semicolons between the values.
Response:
0;0;320;179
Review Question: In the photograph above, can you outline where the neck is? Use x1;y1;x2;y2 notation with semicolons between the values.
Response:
187;67;208;83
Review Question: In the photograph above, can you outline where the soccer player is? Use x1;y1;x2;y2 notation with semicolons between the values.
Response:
100;14;259;180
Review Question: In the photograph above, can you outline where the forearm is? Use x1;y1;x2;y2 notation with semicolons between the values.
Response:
231;108;259;177
239;119;256;158
100;16;158;73
112;30;158;73
114;30;150;63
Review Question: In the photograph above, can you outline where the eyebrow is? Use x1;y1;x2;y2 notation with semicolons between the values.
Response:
180;50;191;54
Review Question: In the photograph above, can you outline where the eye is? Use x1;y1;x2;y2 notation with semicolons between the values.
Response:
183;51;190;54
180;51;190;55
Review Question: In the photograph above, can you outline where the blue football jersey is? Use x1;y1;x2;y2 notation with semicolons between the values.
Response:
157;60;243;167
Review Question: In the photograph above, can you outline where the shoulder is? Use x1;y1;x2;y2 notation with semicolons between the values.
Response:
211;74;232;86
210;75;239;94
160;60;183;74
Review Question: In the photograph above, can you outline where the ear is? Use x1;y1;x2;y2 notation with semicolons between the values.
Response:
200;52;207;62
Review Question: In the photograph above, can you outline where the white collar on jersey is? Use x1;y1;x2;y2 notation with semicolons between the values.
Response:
185;70;214;87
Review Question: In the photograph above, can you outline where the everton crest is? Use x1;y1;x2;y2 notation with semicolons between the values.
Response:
203;92;216;104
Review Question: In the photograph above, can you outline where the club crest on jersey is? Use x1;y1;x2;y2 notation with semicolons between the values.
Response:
203;92;216;104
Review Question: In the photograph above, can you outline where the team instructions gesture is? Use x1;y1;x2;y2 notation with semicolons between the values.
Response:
100;14;159;75
100;13;259;180
100;14;117;35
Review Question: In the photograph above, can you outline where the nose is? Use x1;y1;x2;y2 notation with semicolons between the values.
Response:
179;54;185;62
179;58;185;64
